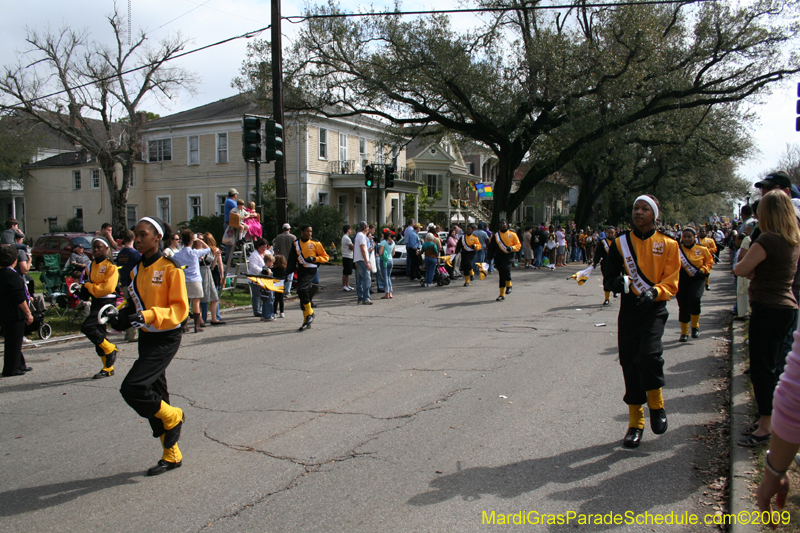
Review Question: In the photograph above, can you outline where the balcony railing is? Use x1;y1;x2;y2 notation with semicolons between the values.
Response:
328;160;414;182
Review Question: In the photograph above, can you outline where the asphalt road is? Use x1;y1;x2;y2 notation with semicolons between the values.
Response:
0;259;734;532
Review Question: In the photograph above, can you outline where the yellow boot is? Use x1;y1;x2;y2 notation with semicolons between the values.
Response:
300;303;314;331
463;274;470;287
155;400;184;448
679;322;690;342
496;287;506;301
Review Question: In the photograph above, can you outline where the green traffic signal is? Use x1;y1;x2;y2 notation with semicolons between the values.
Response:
365;165;375;187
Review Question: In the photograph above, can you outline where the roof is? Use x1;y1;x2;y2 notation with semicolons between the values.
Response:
23;150;89;169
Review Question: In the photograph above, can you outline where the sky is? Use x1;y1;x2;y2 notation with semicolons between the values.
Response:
0;0;797;187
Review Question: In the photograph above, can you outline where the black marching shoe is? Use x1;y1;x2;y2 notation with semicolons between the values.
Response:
691;327;699;339
679;334;689;343
650;408;668;434
603;300;611;306
298;314;313;332
496;295;505;301
505;286;512;295
93;369;114;379
147;459;182;476
623;427;643;448
163;413;185;449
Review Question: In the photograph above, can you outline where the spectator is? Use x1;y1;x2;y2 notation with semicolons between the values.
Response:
473;223;489;270
735;190;800;447
0;246;32;377
242;202;263;239
532;225;544;268
164;233;181;258
403;219;421;280
116;229;142;342
421;233;439;288
12;231;29;276
99;223;121;251
735;223;755;320
273;223;297;295
272;254;287;318
198;233;224;326
378;230;396;299
258;253;276;322
555;226;566;267
68;243;91;271
353;221;373;304
222;188;238;260
173;229;210;333
522;227;533;268
0;218;22;245
446;229;458;255
248;238;269;317
341;224;354;291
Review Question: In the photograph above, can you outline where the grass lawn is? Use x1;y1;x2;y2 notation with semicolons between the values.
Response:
27;272;252;339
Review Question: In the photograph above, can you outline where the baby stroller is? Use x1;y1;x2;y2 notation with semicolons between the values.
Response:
420;257;451;287
25;302;52;340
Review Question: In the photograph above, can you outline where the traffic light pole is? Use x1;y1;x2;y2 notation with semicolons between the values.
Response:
377;169;383;227
254;161;261;219
272;0;288;232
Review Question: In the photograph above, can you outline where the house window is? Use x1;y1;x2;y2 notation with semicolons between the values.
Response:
73;170;81;190
126;205;138;229
427;174;438;197
338;195;348;217
339;133;347;163
74;207;84;230
91;169;101;189
188;195;202;219
48;217;58;231
318;192;329;206
359;138;368;170
468;162;476;175
188;135;199;165
319;128;328;159
216;194;227;215
157;196;171;224
148;139;172;162
217;133;228;164
128;167;136;188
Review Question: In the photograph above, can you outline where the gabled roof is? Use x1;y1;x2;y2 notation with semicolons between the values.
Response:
24;150;90;169
143;95;262;129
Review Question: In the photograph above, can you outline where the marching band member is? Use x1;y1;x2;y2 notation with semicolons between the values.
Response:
487;220;521;301
697;226;717;290
676;227;714;342
456;224;481;287
79;237;120;379
602;195;680;449
592;226;617;306
288;225;329;331
109;216;189;476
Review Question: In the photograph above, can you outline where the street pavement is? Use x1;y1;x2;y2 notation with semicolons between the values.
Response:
0;259;735;532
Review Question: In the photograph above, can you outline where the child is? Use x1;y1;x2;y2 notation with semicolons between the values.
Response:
110;216;189;476
79;236;120;379
272;254;287;318
260;254;276;322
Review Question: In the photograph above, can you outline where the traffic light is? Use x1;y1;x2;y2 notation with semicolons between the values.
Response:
242;116;262;161
365;165;375;188
264;119;284;163
385;165;397;188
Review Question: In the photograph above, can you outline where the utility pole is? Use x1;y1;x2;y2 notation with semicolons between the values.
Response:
272;0;288;232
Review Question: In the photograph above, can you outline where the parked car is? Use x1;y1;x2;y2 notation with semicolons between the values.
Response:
391;231;449;272
31;233;95;270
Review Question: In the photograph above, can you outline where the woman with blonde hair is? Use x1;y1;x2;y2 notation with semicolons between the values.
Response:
199;232;225;326
735;190;800;447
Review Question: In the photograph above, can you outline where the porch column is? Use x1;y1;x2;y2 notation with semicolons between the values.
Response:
414;194;419;223
361;187;367;222
398;193;404;225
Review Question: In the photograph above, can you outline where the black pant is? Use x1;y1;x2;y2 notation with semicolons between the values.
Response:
749;302;798;416
81;297;117;356
273;291;284;314
407;249;421;279
120;329;182;438
1;319;25;376
617;297;668;405
496;253;513;288
297;268;317;308
461;252;475;277
676;273;704;323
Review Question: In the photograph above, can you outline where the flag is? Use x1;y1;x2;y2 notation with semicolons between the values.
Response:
442;254;456;268
247;276;285;293
483;184;493;198
476;262;489;280
570;265;594;286
469;181;477;192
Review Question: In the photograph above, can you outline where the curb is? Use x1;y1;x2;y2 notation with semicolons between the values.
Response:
729;320;758;533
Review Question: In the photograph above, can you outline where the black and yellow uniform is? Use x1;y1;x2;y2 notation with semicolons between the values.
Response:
289;238;329;330
593;238;614;304
456;234;481;286
603;228;680;444
487;230;521;299
676;243;714;340
80;257;120;378
697;236;717;287
114;252;189;475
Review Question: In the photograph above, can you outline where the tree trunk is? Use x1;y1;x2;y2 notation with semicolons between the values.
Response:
98;156;130;237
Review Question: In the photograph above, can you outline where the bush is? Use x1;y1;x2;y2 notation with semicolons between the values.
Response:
290;205;346;252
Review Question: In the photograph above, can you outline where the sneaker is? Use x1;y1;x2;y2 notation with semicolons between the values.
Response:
280;312;285;318
261;317;276;321
363;299;373;305
21;337;30;345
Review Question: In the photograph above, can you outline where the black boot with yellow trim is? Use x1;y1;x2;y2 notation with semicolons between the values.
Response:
93;340;117;379
624;405;645;448
496;287;505;301
147;435;183;476
155;400;185;449
691;314;700;339
505;281;512;295
648;388;668;434
679;322;689;343
299;303;314;332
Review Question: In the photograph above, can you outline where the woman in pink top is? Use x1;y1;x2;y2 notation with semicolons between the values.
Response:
446;229;458;255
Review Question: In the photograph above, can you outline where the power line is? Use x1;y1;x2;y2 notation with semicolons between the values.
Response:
17;25;270;106
284;0;715;23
